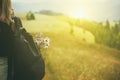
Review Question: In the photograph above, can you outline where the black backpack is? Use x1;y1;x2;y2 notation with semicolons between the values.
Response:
12;16;45;80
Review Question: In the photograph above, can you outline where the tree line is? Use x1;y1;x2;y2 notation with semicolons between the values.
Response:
76;19;120;50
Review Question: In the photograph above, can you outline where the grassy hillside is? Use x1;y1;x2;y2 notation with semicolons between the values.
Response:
43;32;120;80
20;14;95;44
17;13;120;80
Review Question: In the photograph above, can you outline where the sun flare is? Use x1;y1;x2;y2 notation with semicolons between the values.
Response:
68;9;85;19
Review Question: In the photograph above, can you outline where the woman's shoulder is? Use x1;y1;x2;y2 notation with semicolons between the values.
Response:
0;21;10;28
0;21;12;33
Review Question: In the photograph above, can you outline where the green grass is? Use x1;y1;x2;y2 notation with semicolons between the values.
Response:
42;32;120;80
17;13;120;80
21;14;95;44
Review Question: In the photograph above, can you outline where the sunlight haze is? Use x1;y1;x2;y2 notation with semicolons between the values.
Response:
12;0;120;21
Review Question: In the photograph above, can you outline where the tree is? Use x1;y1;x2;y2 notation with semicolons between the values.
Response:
26;11;35;20
112;23;119;34
105;20;110;30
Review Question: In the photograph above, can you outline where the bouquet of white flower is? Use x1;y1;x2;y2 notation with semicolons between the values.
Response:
35;33;50;49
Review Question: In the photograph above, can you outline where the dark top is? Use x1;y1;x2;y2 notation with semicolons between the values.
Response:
0;21;14;80
0;21;13;57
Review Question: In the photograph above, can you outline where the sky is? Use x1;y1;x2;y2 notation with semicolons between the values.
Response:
11;0;120;22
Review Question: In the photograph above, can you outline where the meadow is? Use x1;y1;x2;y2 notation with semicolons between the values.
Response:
17;13;120;80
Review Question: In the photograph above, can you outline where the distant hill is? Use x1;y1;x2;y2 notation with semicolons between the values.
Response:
37;10;64;16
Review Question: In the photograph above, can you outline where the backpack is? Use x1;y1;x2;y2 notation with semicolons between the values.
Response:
12;16;45;80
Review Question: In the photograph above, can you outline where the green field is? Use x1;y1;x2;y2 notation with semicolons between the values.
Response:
18;13;120;80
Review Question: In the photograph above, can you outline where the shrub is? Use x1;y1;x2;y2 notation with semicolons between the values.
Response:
26;11;35;20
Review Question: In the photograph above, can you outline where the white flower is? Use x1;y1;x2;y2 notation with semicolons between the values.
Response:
35;33;50;49
43;37;50;44
39;38;44;44
35;32;43;38
43;37;50;49
44;45;49;49
44;43;50;49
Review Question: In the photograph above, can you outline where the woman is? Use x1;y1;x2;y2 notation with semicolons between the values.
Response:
0;0;14;80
